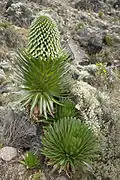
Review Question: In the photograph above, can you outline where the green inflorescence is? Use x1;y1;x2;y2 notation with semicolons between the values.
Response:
28;14;62;60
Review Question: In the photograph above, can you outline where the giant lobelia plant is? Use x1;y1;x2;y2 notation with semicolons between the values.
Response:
16;13;69;119
42;117;98;174
16;12;99;177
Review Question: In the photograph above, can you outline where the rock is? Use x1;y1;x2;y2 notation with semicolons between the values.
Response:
67;40;89;64
78;70;93;81
75;27;104;55
82;64;98;74
0;107;41;153
74;0;109;12
113;0;120;9
0;146;17;161
87;36;103;54
0;161;27;180
40;173;47;180
5;0;13;10
61;41;75;61
56;176;68;180
0;25;18;48
5;2;34;27
0;61;13;71
0;84;8;94
70;64;97;85
0;69;6;83
0;1;6;14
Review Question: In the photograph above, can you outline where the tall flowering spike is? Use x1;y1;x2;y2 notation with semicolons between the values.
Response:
28;14;62;59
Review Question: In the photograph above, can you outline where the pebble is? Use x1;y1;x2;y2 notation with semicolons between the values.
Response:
0;146;17;161
56;176;68;180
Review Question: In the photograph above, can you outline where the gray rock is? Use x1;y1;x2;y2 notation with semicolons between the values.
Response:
0;161;26;180
0;61;12;71
74;0;109;12
0;25;18;48
0;69;6;83
40;173;47;180
113;0;120;9
5;2;34;27
5;0;13;10
0;146;17;161
5;0;26;10
82;64;98;74
78;70;93;80
67;40;89;64
56;176;68;180
70;64;95;84
0;107;41;153
0;1;6;14
75;27;104;55
87;36;103;54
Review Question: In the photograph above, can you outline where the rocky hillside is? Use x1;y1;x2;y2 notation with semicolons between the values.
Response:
0;0;120;180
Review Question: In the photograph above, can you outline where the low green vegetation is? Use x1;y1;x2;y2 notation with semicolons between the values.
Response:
113;17;120;22
95;62;113;90
20;152;40;169
0;21;12;29
76;22;85;30
104;34;114;46
98;12;104;19
0;144;3;148
96;62;107;75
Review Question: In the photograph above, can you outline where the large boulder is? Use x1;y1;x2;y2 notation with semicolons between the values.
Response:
0;106;41;153
74;27;104;55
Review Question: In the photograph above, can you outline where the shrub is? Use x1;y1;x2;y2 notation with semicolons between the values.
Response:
104;34;113;46
98;12;104;19
76;22;85;30
0;144;3;148
42;117;98;173
0;21;12;29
